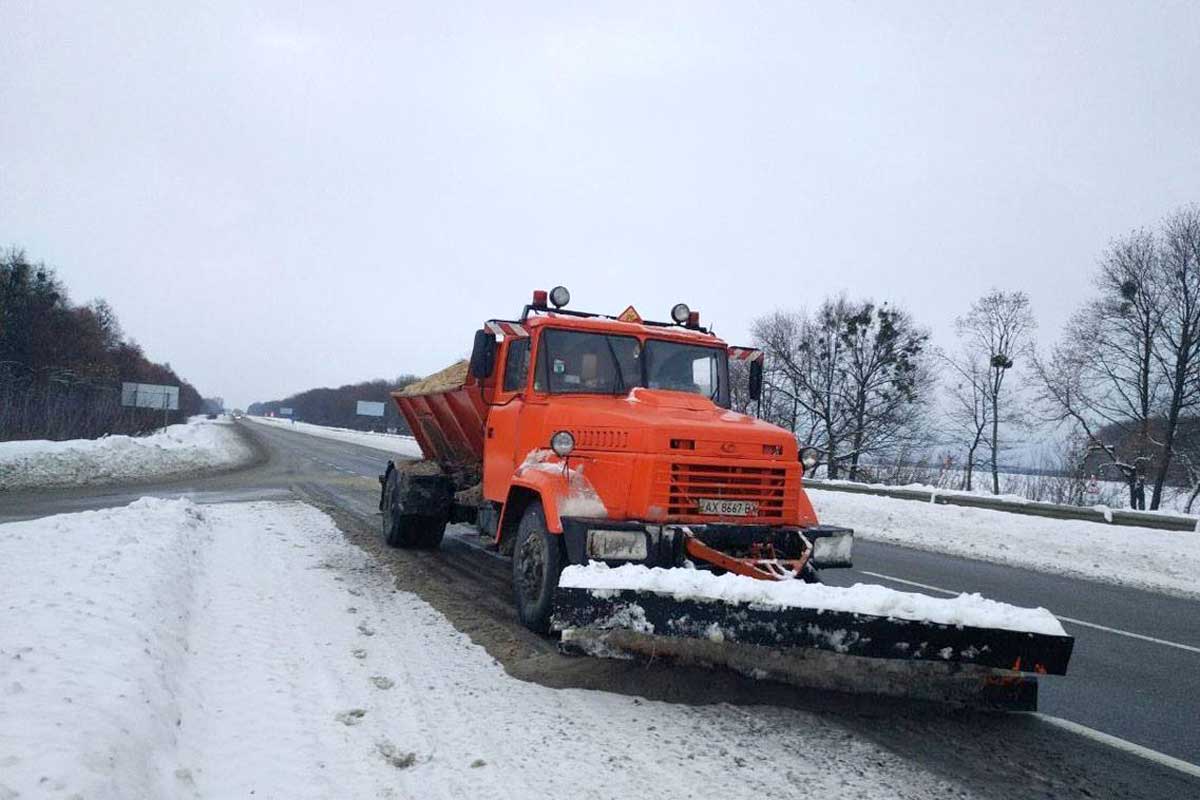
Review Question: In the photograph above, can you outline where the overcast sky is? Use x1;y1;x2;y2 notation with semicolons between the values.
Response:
3;2;1199;409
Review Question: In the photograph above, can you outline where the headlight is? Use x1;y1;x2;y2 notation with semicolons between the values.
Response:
551;430;575;457
800;447;819;470
549;285;571;308
670;303;691;324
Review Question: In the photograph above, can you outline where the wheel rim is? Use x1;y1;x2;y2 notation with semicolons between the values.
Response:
516;530;546;607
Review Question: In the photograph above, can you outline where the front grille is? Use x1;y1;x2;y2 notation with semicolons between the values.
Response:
571;428;630;450
653;462;790;520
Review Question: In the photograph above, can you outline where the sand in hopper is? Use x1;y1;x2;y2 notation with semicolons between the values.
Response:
399;360;469;396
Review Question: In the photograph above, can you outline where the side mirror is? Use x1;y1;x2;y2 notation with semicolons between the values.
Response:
749;359;763;402
470;330;497;379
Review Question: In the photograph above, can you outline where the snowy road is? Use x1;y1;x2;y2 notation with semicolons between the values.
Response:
240;419;1200;768
3;419;1199;799
1;499;962;798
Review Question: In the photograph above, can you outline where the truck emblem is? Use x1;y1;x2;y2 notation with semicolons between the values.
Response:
721;442;736;453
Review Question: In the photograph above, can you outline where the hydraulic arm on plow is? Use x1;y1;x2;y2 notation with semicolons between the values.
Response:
683;531;813;580
379;287;1073;709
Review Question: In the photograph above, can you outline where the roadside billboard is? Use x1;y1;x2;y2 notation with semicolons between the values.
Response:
356;401;386;417
121;382;179;410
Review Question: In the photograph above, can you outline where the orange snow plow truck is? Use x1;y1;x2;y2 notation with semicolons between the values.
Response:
380;288;1072;708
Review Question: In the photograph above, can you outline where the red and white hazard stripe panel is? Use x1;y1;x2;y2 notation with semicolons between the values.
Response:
727;346;763;362
485;321;530;339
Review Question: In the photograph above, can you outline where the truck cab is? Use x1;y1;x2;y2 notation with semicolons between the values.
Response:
385;288;851;632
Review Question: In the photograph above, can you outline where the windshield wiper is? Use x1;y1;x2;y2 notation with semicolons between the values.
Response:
604;336;627;395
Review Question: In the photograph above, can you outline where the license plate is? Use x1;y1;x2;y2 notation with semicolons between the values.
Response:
697;498;757;516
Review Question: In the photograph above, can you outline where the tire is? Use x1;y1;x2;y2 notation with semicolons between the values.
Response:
415;517;447;549
381;469;447;549
512;501;565;634
381;469;411;547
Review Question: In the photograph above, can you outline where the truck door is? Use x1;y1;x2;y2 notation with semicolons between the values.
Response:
482;335;530;502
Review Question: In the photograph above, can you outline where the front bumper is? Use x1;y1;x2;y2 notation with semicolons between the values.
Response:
559;518;853;570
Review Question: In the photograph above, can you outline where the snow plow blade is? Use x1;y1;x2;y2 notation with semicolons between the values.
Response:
551;586;1073;710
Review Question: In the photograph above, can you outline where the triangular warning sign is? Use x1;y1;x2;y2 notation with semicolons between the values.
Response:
617;305;642;323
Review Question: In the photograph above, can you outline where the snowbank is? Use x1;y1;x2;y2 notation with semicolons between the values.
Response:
0;498;965;799
809;488;1200;599
0;418;253;491
247;415;422;458
560;563;1066;636
810;474;1199;517
0;498;209;797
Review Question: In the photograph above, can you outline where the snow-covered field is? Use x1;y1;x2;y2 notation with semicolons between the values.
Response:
0;418;253;491
248;415;423;459
809;488;1200;599
810;471;1198;517
0;498;968;799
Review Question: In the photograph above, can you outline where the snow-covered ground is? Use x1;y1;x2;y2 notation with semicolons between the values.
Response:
809;488;1200;599
810;471;1198;517
0;418;253;491
0;498;968;799
247;415;423;459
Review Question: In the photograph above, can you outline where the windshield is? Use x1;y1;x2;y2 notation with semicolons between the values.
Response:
533;328;730;407
535;329;641;395
644;340;729;406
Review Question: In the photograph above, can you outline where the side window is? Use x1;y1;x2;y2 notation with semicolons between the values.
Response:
503;338;530;392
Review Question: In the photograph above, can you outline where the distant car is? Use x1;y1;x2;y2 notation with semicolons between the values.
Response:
206;413;218;420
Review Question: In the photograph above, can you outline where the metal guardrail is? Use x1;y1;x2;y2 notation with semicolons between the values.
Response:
803;479;1199;533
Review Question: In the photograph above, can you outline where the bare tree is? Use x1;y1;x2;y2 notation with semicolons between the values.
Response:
753;297;931;480
754;306;851;475
938;348;991;491
1148;205;1200;507
837;302;931;479
1170;421;1200;513
1033;221;1177;507
955;291;1036;494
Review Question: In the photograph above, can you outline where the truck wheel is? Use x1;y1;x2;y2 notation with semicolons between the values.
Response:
382;467;450;549
415;518;447;549
381;469;411;547
512;501;565;634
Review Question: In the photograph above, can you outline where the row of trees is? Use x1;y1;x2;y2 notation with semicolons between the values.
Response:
740;204;1200;511
0;248;206;440
247;376;419;433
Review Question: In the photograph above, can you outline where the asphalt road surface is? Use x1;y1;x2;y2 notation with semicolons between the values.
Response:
821;541;1200;765
5;419;1199;799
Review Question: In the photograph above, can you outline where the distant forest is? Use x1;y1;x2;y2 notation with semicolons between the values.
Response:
248;376;419;433
0;248;207;441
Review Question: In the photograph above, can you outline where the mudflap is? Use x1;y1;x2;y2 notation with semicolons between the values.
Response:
378;461;395;511
551;587;1074;711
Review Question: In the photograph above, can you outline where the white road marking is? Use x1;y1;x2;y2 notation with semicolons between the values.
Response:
1030;714;1200;780
860;569;1200;777
858;570;1200;655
